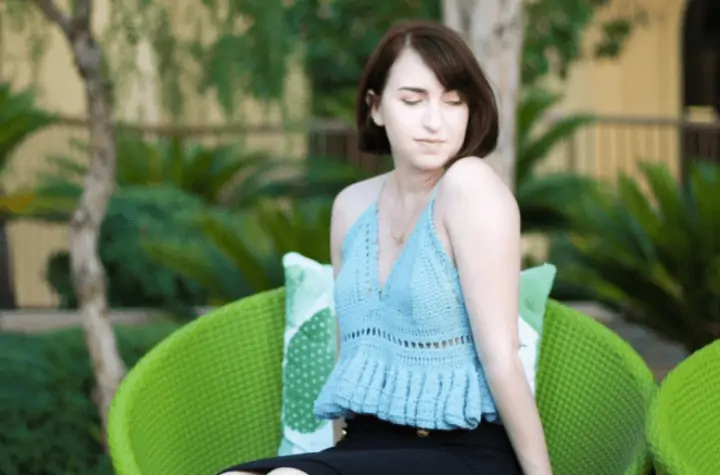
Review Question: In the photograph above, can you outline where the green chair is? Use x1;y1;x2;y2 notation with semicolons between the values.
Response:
107;289;656;475
107;288;287;475
536;301;657;475
646;340;720;475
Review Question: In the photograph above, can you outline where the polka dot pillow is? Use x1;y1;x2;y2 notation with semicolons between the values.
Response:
277;252;338;456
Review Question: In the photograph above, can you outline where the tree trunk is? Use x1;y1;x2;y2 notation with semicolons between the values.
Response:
31;0;126;441
443;0;524;192
0;214;17;309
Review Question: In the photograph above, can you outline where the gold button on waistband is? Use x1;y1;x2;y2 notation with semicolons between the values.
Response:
416;429;430;437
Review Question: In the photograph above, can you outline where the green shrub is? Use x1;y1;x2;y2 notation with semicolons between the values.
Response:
0;322;178;475
558;161;720;352
46;186;210;316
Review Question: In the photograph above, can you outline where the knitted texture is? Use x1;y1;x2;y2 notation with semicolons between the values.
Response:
313;196;499;430
647;340;720;475
536;301;657;475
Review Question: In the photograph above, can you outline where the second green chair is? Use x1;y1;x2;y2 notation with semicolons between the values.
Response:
647;339;720;475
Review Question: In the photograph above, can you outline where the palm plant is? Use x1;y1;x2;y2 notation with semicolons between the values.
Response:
140;197;332;304
45;185;211;315
559;160;720;352
0;82;57;309
6;133;274;311
10;130;372;217
3;128;367;311
515;87;597;234
23;131;276;213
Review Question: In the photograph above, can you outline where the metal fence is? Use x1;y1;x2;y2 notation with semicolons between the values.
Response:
548;115;720;181
4;114;720;309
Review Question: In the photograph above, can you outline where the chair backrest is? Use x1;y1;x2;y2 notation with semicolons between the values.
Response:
647;340;720;475
107;288;287;475
536;300;657;475
108;291;657;475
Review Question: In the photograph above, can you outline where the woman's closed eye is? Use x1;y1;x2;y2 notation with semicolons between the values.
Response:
400;95;465;106
401;96;423;105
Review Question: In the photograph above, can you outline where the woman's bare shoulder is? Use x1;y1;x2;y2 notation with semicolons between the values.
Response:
329;173;388;269
438;157;518;219
332;173;388;233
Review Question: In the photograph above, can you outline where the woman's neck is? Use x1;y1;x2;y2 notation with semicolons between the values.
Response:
387;164;443;208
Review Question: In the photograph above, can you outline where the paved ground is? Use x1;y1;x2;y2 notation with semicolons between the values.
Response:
2;302;689;381
569;302;688;381
605;319;687;381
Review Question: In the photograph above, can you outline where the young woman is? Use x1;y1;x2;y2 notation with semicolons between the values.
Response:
219;19;552;475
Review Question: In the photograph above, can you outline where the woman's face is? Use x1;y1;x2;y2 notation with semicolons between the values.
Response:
370;47;470;171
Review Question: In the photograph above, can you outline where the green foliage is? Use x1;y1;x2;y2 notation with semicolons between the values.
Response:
523;0;645;86
286;0;441;120
141;197;332;304
12;132;371;219
46;186;210;315
558;161;720;352
33;131;275;210
515;87;597;234
0;81;58;310
0;322;178;475
228;155;374;205
0;82;57;172
6;128;367;310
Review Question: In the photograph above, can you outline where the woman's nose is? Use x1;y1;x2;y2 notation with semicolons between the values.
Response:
421;102;443;131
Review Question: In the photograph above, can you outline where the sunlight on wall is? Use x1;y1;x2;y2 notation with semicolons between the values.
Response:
543;0;687;183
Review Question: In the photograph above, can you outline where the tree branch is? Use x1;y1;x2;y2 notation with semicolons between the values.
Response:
71;0;92;31
29;0;71;36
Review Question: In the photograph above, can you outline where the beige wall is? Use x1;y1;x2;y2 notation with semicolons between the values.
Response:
541;0;706;183
562;0;685;117
1;0;308;307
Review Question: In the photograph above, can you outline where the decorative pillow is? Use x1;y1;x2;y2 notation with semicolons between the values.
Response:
518;263;557;396
277;252;337;456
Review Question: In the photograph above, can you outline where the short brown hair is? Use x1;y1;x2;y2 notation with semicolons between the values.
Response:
356;19;498;166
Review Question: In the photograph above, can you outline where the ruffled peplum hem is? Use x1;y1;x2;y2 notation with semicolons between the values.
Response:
313;348;499;430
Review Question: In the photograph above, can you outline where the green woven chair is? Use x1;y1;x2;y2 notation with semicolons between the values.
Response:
107;289;656;475
646;340;720;475
536;301;657;475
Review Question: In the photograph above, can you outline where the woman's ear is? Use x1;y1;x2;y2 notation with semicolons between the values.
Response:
366;90;384;127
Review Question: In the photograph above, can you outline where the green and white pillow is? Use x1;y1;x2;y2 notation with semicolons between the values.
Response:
277;252;337;456
518;263;557;395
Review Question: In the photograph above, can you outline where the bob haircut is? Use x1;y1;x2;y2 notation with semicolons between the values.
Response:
356;20;499;166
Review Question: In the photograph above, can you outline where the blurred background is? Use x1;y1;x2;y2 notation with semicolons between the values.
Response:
0;0;718;473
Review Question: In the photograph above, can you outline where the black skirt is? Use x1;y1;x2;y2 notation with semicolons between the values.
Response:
217;415;523;475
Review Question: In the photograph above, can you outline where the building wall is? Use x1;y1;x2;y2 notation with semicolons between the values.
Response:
1;0;308;308
543;0;718;183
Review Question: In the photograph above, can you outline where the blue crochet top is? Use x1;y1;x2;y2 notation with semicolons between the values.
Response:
313;185;500;430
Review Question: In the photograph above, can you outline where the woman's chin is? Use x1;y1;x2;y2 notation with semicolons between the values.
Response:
407;152;453;171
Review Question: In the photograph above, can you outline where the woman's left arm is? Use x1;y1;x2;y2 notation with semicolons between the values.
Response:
443;159;552;475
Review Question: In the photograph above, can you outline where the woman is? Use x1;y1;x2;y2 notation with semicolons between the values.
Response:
219;19;552;475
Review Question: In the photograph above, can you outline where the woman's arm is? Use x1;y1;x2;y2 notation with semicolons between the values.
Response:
442;159;552;475
329;186;351;444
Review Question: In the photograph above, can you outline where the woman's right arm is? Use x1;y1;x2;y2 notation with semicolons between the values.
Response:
329;188;350;444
